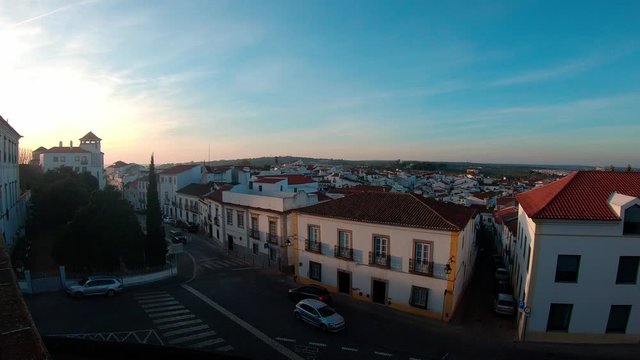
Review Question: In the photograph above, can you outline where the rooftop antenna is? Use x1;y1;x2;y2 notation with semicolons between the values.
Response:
208;144;210;165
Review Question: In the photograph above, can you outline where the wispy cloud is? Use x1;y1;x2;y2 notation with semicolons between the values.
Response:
9;0;95;28
488;58;597;87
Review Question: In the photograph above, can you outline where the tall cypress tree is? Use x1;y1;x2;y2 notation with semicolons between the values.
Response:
145;154;167;266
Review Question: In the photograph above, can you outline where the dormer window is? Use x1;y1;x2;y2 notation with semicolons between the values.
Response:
623;205;640;235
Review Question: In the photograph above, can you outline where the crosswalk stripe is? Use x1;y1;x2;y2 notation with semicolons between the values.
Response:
148;309;191;318
168;331;218;345
153;314;195;323
145;305;185;313
163;324;210;337
135;293;170;300
215;345;234;352
157;319;202;330
141;301;180;308
135;291;168;296
192;338;225;348
138;297;174;304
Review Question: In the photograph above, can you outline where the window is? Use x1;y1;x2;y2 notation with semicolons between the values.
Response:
308;225;320;243
82;166;87;172
527;245;531;273
410;286;429;309
547;303;573;332
269;220;277;236
623;205;640;234
252;243;259;255
555;255;580;283
373;235;389;266
309;261;321;281
226;209;233;225
258;185;263;192
81;156;88;164
237;211;244;228
53;156;58;162
606;305;631;333
75;156;79;162
251;216;258;231
413;241;432;273
616;256;639;284
338;230;351;249
60;156;65;162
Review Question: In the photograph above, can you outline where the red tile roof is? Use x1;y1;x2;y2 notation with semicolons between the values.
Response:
43;146;91;154
471;191;497;200
79;131;101;141
257;174;316;185
177;183;215;197
204;165;232;174
204;185;233;202
255;177;286;184
161;164;200;175
517;171;640;220
298;192;477;231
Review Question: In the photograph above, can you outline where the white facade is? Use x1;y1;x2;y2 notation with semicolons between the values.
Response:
38;132;105;189
159;165;202;218
515;196;640;343
295;212;478;321
0;116;26;250
124;177;148;211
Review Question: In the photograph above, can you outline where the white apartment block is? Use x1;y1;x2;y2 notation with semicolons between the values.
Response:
158;164;202;218
123;176;149;211
175;183;214;225
36;132;105;189
295;192;478;321
0;116;26;249
514;171;640;343
202;165;250;185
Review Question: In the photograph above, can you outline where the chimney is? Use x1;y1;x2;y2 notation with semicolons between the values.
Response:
70;140;73;147
59;141;62;147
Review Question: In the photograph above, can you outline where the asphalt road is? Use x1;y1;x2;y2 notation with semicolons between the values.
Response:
25;227;639;360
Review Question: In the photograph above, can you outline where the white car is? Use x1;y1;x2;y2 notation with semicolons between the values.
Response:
294;298;345;332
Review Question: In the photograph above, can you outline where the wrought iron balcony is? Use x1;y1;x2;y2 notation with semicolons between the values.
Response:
249;229;260;240
368;251;390;268
409;259;434;276
305;239;321;253
268;233;280;245
334;245;353;260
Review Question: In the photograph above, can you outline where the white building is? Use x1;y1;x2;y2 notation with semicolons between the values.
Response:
0;116;26;250
202;165;250;185
295;192;478;321
514;171;640;343
123;176;149;211
175;183;215;225
158;164;202;218
36;132;105;189
105;161;145;192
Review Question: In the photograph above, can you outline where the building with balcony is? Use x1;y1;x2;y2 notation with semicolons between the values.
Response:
158;164;202;218
35;131;105;189
175;183;215;226
123;176;149;211
514;171;640;343
295;192;478;321
0;115;26;250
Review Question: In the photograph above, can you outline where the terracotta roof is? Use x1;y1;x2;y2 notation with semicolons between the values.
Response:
177;183;214;197
517;171;640;220
255;178;285;184
204;185;233;202
471;191;496;200
43;147;91;154
79;131;101;141
310;192;333;202
298;192;477;231
497;197;516;206
257;174;316;185
494;207;518;224
161;164;200;175
204;165;232;174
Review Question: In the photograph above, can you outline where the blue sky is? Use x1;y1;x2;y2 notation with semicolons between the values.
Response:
1;0;639;166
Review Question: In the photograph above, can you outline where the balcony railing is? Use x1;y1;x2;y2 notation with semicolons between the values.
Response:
334;245;353;260
368;252;390;268
214;217;220;226
268;233;280;245
249;229;260;240
305;239;321;253
409;259;434;276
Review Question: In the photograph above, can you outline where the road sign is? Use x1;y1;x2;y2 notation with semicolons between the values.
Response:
519;300;525;310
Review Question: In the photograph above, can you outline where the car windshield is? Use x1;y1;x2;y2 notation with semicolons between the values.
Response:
317;306;335;317
78;278;88;286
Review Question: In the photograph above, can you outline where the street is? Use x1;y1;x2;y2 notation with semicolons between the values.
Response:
25;228;639;360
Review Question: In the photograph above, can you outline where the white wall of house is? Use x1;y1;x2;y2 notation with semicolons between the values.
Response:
159;165;201;217
0;119;25;250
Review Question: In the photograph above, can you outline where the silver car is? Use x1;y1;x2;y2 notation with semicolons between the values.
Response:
294;298;345;332
494;293;516;315
65;275;124;297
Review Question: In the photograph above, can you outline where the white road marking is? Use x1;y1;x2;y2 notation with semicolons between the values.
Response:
141;301;179;308
185;250;198;283
148;309;191;318
182;284;304;360
215;345;234;352
135;293;170;300
231;266;260;271
152;314;195;323
135;291;167;296
157;319;202;330
308;342;326;347
341;347;358;352
144;305;185;313
410;357;422;360
275;337;296;343
374;351;393;357
191;337;225;348
163;324;210;337
138;297;174;304
168;330;218;345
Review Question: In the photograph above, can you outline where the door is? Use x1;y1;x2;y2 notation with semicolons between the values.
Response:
337;270;351;294
372;279;387;304
227;234;234;250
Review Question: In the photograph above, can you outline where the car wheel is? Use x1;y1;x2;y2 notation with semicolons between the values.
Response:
294;311;301;321
106;290;115;297
74;292;83;298
320;324;328;332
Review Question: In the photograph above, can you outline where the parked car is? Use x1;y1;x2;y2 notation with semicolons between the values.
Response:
163;217;176;226
495;267;509;281
293;299;345;332
183;222;199;233
494;293;516;315
288;285;332;304
65;275;123;298
169;230;188;244
494;280;513;295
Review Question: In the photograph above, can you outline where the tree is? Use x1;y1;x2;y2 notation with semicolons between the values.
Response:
626;164;633;172
53;187;145;272
19;147;32;165
145;154;167;267
607;165;616;172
